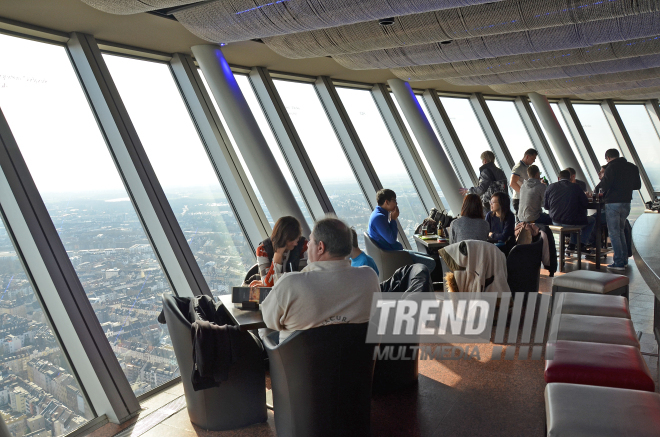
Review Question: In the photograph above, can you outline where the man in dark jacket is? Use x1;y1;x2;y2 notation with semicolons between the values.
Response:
460;150;508;213
545;170;595;252
594;149;642;270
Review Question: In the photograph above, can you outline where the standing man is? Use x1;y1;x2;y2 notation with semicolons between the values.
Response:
518;165;551;225
510;149;539;217
368;189;435;273
566;167;588;192
459;150;508;214
594;149;641;271
545;170;595;253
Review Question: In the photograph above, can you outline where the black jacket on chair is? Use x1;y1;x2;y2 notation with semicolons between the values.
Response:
380;264;432;294
161;294;266;431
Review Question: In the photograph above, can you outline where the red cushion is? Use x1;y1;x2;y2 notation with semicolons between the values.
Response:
545;341;655;392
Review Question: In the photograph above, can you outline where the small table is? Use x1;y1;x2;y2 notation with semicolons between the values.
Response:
587;201;603;270
219;294;266;331
413;235;450;253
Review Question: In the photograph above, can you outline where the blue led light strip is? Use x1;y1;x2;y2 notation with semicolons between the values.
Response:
236;0;290;15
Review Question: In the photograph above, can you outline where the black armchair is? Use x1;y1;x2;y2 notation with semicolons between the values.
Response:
263;323;375;437
506;236;543;300
374;264;430;393
161;294;267;431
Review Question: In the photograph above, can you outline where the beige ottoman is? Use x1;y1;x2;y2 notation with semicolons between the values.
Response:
552;271;629;300
554;292;630;319
545;383;660;437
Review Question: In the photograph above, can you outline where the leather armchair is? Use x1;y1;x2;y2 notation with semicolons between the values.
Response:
263;323;375;437
506;236;543;300
161;294;267;430
364;232;413;281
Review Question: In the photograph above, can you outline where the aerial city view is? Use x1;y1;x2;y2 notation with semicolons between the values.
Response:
0;178;427;436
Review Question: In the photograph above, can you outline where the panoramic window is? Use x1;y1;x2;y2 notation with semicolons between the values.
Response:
388;94;453;213
234;75;313;229
615;104;660;192
274;80;372;247
338;87;427;245
0;219;92;434
486;100;551;181
415;95;465;192
439;97;494;179
573;103;646;219
105;55;256;297
0;33;177;397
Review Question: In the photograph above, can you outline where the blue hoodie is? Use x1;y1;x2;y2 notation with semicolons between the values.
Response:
368;206;403;251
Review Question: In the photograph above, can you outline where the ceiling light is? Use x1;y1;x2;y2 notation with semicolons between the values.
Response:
379;17;395;26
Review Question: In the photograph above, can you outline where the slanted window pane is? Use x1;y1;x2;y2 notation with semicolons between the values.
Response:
0;34;178;397
234;75;313;229
573;103;645;220
0;220;93;434
198;72;275;226
615;104;660;191
439;97;493;177
105;55;255;297
547;103;595;187
388;94;453;213
274;80;372;248
486;100;550;181
337;87;426;246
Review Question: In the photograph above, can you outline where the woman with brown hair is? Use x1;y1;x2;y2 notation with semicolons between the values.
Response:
450;194;490;244
250;216;308;287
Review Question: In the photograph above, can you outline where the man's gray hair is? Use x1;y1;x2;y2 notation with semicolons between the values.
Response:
312;216;353;258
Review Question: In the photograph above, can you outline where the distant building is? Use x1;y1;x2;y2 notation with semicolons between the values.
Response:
105;268;120;279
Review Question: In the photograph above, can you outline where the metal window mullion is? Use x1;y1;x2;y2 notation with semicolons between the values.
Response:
169;53;270;249
371;83;446;212
248;66;334;221
514;96;560;181
422;90;479;188
0;109;138;423
556;99;601;185
67;32;210;298
314;76;411;249
644;99;660;139
601;99;653;202
469;93;514;175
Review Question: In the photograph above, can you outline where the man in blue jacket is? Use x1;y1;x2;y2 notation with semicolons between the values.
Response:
367;189;435;273
545;170;595;254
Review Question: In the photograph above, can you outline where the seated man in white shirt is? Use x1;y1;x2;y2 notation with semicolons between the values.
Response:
261;216;380;342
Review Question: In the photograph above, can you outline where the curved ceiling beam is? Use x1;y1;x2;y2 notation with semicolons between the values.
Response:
332;12;660;70
489;62;660;94
80;0;203;15
263;0;660;59
540;76;660;97
575;84;660;99
391;35;660;81
173;0;503;43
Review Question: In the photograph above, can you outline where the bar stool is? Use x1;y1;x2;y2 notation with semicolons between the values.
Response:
548;225;583;272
